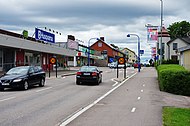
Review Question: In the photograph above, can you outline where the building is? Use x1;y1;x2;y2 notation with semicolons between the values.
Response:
157;27;170;60
90;37;126;66
0;29;76;72
167;37;190;61
120;48;137;64
178;45;190;71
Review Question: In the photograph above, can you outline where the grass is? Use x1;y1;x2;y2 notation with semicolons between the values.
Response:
163;107;190;126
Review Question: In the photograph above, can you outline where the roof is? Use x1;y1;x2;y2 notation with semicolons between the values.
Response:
121;48;136;55
91;40;126;55
167;37;190;45
178;45;190;52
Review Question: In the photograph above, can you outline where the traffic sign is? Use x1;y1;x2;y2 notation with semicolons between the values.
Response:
50;57;56;64
118;57;125;64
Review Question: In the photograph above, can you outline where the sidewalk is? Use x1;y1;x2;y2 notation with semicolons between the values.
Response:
45;67;79;79
67;67;190;126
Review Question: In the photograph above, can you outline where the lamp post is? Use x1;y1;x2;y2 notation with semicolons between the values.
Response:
88;38;100;66
127;34;141;72
160;0;163;64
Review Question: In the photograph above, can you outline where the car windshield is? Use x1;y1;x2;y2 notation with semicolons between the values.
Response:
80;66;97;72
6;66;29;75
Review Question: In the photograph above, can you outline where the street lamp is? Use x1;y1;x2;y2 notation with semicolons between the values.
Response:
160;0;163;64
88;38;100;66
127;34;141;72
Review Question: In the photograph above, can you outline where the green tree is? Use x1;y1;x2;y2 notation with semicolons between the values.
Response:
167;21;190;39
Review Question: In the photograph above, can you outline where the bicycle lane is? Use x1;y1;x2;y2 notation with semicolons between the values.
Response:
63;67;163;126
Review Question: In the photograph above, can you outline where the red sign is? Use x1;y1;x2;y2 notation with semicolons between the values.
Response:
49;57;56;64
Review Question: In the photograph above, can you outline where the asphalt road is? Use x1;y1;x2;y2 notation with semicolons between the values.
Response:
0;67;136;126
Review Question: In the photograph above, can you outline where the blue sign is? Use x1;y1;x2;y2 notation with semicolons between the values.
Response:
140;50;144;54
109;57;114;63
35;28;55;43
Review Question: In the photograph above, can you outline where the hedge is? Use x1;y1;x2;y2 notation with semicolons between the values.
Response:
157;64;190;96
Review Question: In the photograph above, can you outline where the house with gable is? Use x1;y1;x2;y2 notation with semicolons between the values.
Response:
90;37;126;66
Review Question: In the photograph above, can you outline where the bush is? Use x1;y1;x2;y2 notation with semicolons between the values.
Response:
157;64;190;96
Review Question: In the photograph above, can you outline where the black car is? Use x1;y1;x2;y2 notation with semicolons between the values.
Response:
0;66;46;91
76;66;103;85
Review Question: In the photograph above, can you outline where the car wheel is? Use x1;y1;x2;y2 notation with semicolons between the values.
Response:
95;79;99;85
76;80;80;85
39;79;45;87
23;81;29;90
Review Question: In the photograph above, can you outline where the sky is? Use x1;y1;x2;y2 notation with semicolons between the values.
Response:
1;0;190;63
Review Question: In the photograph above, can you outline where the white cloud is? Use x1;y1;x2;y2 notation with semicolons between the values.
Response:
1;0;190;62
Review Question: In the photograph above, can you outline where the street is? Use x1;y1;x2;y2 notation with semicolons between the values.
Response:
0;67;136;126
0;67;189;126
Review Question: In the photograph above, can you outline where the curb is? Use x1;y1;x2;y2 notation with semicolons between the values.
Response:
61;73;76;77
113;76;128;83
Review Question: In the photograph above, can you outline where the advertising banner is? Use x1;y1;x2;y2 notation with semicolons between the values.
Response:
147;26;158;42
67;39;79;50
35;28;55;43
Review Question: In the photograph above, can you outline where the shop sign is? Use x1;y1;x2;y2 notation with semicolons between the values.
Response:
35;28;55;43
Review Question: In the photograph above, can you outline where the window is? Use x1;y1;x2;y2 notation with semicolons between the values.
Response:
173;43;178;50
98;42;102;47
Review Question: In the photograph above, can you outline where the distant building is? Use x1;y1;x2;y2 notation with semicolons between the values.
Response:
120;48;137;64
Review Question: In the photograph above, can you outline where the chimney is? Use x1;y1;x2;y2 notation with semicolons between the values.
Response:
100;37;104;41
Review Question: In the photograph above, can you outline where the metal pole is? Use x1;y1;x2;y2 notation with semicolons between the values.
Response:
160;0;163;64
127;34;141;72
137;35;141;72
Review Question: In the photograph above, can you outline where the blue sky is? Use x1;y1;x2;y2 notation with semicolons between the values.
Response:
1;0;190;63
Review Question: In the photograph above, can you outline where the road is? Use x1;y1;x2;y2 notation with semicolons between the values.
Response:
0;67;137;126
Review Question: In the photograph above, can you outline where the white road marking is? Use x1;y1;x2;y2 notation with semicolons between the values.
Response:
59;72;138;126
143;84;145;87
0;97;16;102
141;90;144;92
137;97;141;100
111;78;118;87
35;87;52;92
131;107;136;113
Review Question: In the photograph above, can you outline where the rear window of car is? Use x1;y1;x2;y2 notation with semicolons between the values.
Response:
80;66;97;72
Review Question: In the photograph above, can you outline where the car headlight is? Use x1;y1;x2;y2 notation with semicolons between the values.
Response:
13;78;22;82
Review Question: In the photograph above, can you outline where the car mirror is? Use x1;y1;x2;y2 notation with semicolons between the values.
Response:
99;71;103;73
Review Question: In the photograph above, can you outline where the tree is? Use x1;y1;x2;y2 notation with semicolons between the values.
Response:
167;21;190;39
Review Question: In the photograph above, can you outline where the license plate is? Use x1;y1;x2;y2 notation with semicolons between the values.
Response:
2;83;9;85
83;73;90;75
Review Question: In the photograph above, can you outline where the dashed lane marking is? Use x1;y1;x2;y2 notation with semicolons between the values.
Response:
0;97;16;102
131;107;136;113
35;87;52;92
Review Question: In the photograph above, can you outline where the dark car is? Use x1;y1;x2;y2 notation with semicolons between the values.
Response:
0;66;46;91
76;66;103;85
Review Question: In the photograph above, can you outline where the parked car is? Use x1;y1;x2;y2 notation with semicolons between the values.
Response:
109;61;130;69
133;63;141;69
108;62;117;68
133;63;138;68
0;66;46;91
76;66;103;85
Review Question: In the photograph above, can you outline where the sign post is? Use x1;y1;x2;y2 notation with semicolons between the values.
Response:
49;57;57;78
117;57;126;78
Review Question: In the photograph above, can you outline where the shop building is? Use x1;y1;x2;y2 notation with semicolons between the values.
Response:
0;29;76;72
